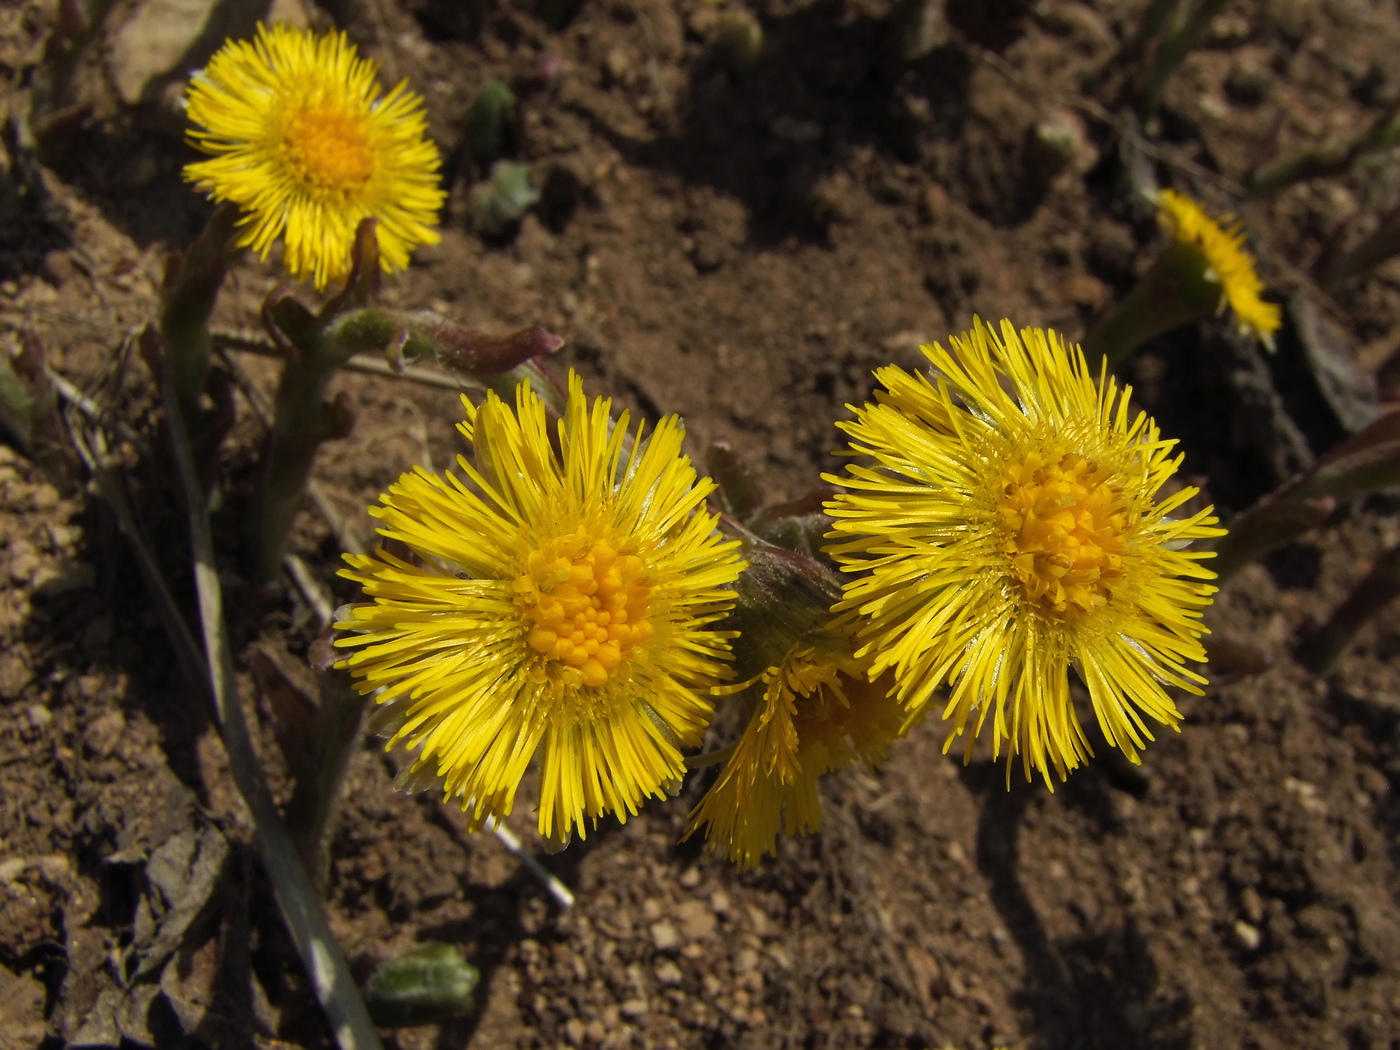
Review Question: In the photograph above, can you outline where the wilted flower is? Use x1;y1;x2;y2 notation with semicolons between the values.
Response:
685;615;905;869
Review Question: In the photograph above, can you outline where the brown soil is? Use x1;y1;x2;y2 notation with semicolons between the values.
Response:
4;0;1400;1048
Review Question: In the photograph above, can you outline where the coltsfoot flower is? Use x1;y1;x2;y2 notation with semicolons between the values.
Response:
684;617;905;869
1156;188;1281;346
824;319;1224;785
336;374;745;843
184;23;445;289
1082;188;1281;367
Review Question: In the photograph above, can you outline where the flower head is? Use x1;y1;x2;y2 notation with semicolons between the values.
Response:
184;23;445;289
1156;188;1281;346
684;616;906;869
824;319;1224;785
336;374;745;843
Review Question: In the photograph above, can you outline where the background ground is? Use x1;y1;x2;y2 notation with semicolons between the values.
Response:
3;0;1400;1047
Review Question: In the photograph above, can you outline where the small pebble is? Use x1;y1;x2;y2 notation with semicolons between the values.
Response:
42;250;76;287
604;47;631;81
676;899;716;941
1226;54;1272;103
565;1017;586;1046
921;183;949;224
31;559;96;597
1198;94;1229;121
650;920;680;951
734;947;760;974
1067;273;1108;311
8;541;39;585
84;709;125;758
1232;920;1262;952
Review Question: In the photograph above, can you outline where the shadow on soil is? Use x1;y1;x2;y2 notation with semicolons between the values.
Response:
961;761;1192;1050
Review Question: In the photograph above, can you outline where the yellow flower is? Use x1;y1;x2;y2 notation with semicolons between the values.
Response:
183;23;445;289
684;617;907;869
824;319;1224;786
1157;188;1281;346
335;374;745;843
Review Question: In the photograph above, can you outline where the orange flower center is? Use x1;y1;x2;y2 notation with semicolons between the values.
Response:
279;103;376;198
996;449;1129;620
514;534;654;688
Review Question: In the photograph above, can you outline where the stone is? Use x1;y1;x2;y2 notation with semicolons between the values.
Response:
650;920;680;951
7;541;38;585
0;964;48;1050
734;947;759;975
41;250;75;287
1232;920;1262;952
675;899;716;941
31;559;94;597
0;655;30;700
107;0;310;108
84;710;125;758
109;0;227;106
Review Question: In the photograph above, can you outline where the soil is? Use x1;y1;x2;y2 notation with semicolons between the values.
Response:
4;0;1400;1048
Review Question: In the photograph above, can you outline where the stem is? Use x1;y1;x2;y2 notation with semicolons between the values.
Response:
1081;240;1221;370
1121;0;1181;61
0;351;36;457
484;818;575;909
1;333;73;483
1298;542;1400;674
218;346;368;558
160;204;239;415
1136;0;1229;119
1209;491;1334;586
245;307;564;580
163;370;383;1050
286;672;371;894
685;743;739;771
1320;205;1400;290
477;359;568;418
1248;98;1400;197
245;335;353;581
217;330;526;395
